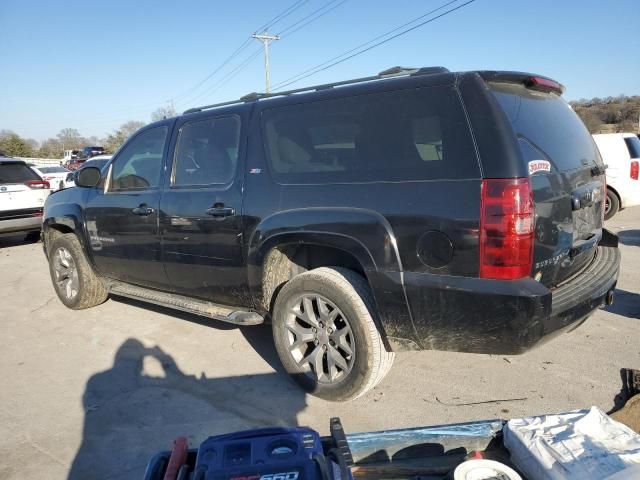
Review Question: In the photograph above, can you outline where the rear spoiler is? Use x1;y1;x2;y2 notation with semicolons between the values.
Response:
478;71;565;95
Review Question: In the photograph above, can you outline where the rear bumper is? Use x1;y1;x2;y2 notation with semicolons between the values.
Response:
0;215;42;236
401;243;620;354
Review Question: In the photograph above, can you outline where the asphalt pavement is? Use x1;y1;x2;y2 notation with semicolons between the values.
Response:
1;208;639;479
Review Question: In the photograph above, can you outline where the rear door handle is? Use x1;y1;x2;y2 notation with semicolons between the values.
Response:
206;206;235;217
132;205;155;216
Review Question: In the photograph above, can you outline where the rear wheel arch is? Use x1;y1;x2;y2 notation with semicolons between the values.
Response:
257;239;392;351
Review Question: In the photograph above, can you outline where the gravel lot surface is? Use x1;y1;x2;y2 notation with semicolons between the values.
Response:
1;208;639;479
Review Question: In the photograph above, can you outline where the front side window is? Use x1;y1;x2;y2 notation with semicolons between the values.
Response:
110;126;168;191
261;85;478;184
173;116;240;186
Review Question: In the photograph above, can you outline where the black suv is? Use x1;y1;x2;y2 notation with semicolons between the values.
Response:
42;67;620;401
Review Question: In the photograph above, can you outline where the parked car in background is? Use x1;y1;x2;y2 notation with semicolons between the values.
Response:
80;146;106;159
63;150;81;161
592;133;640;219
65;155;111;187
1;157;51;239
30;165;70;191
42;68;619;401
64;158;86;171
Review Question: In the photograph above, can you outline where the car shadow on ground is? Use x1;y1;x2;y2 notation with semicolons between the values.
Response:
68;335;307;480
618;229;640;246
0;233;40;249
604;289;640;320
111;296;284;372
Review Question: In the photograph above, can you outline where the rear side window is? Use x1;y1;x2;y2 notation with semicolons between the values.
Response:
624;137;640;159
261;85;478;184
490;82;601;171
172;116;240;186
0;163;41;183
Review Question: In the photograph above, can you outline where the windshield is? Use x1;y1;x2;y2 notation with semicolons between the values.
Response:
489;82;602;171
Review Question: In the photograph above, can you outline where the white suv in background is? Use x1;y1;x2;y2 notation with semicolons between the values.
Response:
592;133;640;220
0;157;51;239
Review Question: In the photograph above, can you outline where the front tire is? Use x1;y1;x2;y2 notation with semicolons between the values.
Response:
604;188;620;220
272;267;394;401
48;233;108;309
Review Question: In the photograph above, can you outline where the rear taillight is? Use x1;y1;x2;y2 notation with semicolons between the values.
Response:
480;178;534;280
631;161;639;180
25;180;50;189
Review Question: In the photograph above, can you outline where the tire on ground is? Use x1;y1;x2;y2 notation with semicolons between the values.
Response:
48;233;108;310
605;188;620;221
272;266;394;401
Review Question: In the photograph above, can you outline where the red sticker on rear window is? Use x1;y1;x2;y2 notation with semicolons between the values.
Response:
528;160;551;175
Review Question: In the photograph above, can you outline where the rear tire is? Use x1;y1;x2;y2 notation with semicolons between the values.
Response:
604;188;620;220
272;267;394;401
48;233;108;310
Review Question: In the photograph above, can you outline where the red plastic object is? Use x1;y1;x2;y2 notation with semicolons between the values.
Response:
163;436;189;480
631;160;639;180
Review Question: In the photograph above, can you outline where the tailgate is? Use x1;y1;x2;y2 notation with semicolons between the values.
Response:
0;184;47;212
489;81;605;287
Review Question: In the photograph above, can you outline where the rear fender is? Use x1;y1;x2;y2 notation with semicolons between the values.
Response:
247;208;422;350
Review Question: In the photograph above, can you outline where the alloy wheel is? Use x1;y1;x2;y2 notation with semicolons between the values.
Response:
53;247;79;300
284;294;354;384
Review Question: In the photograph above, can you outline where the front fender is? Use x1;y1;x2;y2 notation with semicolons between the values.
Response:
42;189;87;256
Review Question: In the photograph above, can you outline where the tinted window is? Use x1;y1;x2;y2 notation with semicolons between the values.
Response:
0;163;41;183
110;126;168;191
624;137;640;159
173;116;240;186
261;86;478;183
490;82;601;171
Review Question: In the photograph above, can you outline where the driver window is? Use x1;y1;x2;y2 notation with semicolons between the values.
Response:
110;126;168;191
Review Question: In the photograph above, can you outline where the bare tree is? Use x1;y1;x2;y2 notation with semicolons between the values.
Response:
103;121;146;153
151;105;177;122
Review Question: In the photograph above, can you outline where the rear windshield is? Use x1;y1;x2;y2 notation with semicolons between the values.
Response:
0;163;41;183
261;85;479;184
624;136;640;159
489;82;601;171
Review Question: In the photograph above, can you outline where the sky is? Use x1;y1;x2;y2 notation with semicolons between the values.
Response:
1;0;639;142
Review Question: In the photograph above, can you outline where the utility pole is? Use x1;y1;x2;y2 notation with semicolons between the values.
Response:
252;32;280;93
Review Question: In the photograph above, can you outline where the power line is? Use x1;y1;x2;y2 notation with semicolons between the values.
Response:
179;1;348;109
254;0;309;32
277;0;347;38
271;0;473;91
169;0;309;104
177;47;263;109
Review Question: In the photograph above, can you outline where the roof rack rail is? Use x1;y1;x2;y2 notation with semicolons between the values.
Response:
183;65;450;114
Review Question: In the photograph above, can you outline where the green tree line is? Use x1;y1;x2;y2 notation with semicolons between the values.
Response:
0;105;176;158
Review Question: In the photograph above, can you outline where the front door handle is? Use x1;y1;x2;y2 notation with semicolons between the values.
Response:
206;206;235;217
132;205;155;216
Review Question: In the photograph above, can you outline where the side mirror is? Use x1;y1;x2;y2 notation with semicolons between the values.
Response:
76;166;102;188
